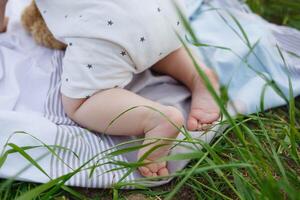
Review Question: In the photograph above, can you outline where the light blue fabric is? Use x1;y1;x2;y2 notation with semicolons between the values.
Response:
185;0;300;115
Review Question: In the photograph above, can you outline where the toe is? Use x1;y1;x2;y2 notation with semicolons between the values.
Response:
158;167;169;176
198;123;212;131
139;166;152;177
187;116;198;131
146;162;159;173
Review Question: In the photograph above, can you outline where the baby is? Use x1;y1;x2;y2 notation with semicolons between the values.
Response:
1;0;219;177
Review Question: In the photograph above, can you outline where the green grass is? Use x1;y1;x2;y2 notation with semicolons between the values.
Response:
246;0;300;30
1;1;300;200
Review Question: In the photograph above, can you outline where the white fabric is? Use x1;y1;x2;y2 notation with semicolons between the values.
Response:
35;0;186;98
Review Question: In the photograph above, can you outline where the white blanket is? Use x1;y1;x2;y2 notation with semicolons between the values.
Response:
0;0;299;188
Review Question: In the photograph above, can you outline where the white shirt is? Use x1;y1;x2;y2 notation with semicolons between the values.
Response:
35;0;186;98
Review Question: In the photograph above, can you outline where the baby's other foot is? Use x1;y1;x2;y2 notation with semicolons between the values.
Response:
137;106;184;177
187;69;220;131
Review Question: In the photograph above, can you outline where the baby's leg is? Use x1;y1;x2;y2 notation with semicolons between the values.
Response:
153;47;220;131
62;88;184;177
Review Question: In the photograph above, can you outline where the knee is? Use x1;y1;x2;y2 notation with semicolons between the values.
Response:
63;106;77;121
61;95;84;121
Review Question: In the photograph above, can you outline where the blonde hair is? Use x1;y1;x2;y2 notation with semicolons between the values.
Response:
21;1;66;50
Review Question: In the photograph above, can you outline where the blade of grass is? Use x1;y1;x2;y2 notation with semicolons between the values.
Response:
7;143;51;179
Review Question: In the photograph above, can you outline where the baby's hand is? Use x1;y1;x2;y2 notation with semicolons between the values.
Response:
0;0;8;33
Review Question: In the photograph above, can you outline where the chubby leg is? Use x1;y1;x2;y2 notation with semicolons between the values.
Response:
153;47;220;131
62;88;184;177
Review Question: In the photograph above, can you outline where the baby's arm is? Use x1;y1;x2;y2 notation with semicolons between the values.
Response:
0;0;8;32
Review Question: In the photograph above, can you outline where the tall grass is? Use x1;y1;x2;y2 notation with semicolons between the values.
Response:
0;0;299;200
246;0;300;30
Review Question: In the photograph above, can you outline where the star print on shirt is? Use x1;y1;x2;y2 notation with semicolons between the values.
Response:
87;64;93;69
120;51;126;56
157;7;161;12
177;21;180;26
65;15;68;18
140;37;145;42
107;20;114;26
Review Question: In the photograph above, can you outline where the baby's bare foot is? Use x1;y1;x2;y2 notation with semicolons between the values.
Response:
138;160;169;177
137;107;184;177
187;69;220;131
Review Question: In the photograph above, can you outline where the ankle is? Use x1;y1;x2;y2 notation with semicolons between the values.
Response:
143;106;184;136
190;68;219;91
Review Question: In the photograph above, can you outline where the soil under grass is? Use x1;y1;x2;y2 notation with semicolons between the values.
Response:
1;1;300;200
